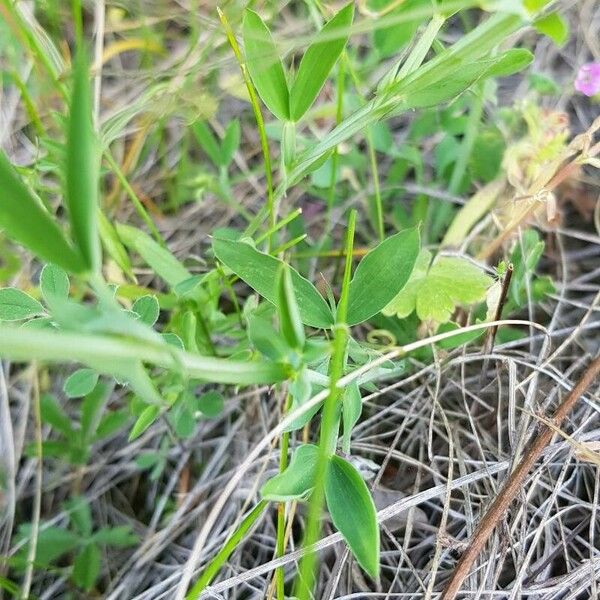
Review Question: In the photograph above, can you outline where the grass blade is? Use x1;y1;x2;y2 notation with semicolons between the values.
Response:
0;152;84;273
0;325;287;386
66;50;101;272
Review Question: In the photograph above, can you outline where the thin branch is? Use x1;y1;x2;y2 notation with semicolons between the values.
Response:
440;354;600;600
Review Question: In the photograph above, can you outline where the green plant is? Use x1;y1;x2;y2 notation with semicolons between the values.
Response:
13;497;137;592
0;0;571;598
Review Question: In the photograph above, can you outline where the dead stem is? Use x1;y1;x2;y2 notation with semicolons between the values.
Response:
440;354;600;600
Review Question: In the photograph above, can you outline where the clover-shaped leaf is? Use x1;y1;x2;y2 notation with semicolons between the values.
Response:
383;250;492;323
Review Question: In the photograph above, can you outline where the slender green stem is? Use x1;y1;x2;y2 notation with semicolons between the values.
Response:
185;501;268;598
326;59;346;217
217;8;276;250
295;210;356;600
103;151;165;246
366;127;384;241
255;208;303;246
7;71;44;136
272;234;307;256
275;395;292;600
20;367;42;600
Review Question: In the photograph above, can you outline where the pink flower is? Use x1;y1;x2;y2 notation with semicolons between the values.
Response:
574;63;600;97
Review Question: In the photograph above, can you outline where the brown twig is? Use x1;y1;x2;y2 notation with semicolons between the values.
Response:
483;263;513;356
480;264;513;386
441;354;600;600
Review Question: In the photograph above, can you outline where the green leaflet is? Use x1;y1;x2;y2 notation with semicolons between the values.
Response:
341;382;362;454
347;227;420;325
63;368;99;398
277;264;305;350
117;223;192;289
243;9;290;121
289;3;354;121
0;288;45;321
261;444;319;501
129;405;161;441
534;12;569;46
213;237;333;329
40;264;70;302
72;544;101;591
383;250;492;323
132;295;160;327
325;455;379;578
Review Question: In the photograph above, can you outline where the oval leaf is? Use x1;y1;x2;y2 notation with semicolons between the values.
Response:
213;238;333;328
64;368;99;398
72;543;101;591
195;391;224;418
325;454;380;578
243;9;290;121
289;3;354;121
40;264;70;302
0;288;45;321
261;444;319;501
0;152;84;273
129;405;161;441
347;227;420;326
132;295;160;326
66;51;101;272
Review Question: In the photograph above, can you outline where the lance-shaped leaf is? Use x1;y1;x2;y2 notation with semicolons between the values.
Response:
289;2;354;121
346;227;420;326
66;50;101;272
325;454;379;578
402;49;533;110
213;237;333;328
0;152;84;273
261;444;319;501
277;263;305;349
243;9;290;121
117;223;192;289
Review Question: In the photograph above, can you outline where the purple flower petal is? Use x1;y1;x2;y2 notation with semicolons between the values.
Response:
575;62;600;97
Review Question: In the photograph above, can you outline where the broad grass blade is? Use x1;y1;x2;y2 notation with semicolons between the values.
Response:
66;50;101;272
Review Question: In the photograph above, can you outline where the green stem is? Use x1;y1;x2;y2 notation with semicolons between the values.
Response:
272;234;307;256
185;501;268;598
295;210;356;600
366;127;384;241
275;395;292;600
255;208;303;246
218;8;276;250
326;59;346;218
103;151;165;246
